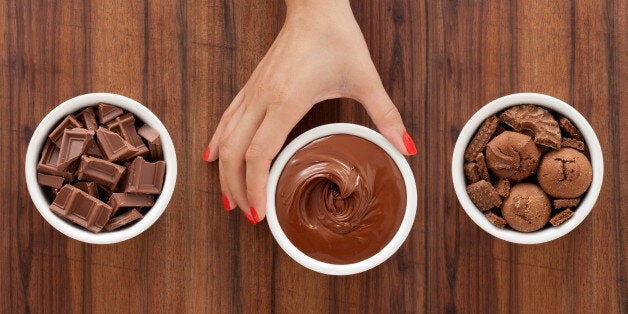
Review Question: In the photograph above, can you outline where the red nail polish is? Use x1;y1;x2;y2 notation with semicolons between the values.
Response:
250;207;260;223
221;193;231;211
203;147;211;161
242;207;259;225
402;131;417;155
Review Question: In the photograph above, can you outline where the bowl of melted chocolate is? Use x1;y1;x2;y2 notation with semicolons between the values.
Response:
266;123;417;275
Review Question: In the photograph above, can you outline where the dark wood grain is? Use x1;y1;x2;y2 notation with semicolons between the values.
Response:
1;0;626;312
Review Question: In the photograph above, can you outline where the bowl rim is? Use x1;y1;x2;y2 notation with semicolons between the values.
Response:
451;92;603;244
266;123;417;275
25;93;178;244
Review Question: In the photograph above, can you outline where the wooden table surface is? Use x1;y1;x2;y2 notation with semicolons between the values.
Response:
1;0;626;312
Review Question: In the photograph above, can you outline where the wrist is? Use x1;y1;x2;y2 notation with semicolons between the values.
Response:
285;0;353;18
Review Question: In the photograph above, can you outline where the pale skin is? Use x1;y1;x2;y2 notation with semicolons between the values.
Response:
204;0;416;224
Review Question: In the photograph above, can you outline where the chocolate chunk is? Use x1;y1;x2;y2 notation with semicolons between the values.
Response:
137;124;163;160
50;185;113;233
494;179;511;198
77;156;126;190
85;141;104;157
37;173;64;189
104;209;143;231
124;156;166;194
75;107;98;131
466;180;502;211
107;113;149;157
475;153;491;182
562;137;585;151
558;117;583;140
464;116;500;162
37;139;74;180
554;198;580;209
98;103;124;124
464;163;481;184
48;115;83;146
57;128;95;171
550;208;575;226
500;105;562;149
96;127;139;162
97;184;114;202
74;181;99;197
484;211;507;229
109;193;154;215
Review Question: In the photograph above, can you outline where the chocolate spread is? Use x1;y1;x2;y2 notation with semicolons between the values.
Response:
275;134;406;264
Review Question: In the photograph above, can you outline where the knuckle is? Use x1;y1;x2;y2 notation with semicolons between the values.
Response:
382;105;402;123
246;184;264;199
245;142;271;163
219;141;239;161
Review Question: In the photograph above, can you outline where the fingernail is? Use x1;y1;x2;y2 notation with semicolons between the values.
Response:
402;131;417;155
221;193;231;211
250;207;260;223
203;147;211;161
243;207;259;225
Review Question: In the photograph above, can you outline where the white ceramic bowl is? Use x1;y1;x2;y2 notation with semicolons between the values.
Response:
266;123;417;275
452;93;603;244
25;93;177;244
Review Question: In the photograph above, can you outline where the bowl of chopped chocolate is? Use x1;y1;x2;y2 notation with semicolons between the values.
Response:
25;93;177;244
452;93;603;244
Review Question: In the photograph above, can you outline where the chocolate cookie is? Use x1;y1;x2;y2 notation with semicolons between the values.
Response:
501;183;551;232
537;148;592;198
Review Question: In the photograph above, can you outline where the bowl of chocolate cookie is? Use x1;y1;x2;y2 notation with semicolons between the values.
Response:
452;93;603;244
25;93;177;244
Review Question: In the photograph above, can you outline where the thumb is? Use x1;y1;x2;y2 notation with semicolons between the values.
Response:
358;85;417;156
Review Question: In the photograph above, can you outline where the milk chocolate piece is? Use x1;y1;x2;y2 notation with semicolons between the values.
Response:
96;127;139;162
104;209;143;231
466;180;502;211
57;128;95;171
124;157;166;194
107;113;149;157
500;105;562;149
98;103;124;124
75;107;98;131
50;185;113;233
484;211;507;229
48;115;83;146
465;116;500;162
550;208;575;226
74;181;99;197
137;124;163;160
85;141;104;157
554;198;580;209
558;117;583;140
562;137;585;151
109;193;154;215
77;156;126;190
475;153;491;182
494;179;511;198
37;139;74;181
37;173;64;188
464;163;481;183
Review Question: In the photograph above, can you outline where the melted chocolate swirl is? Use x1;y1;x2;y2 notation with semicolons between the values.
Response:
276;135;406;264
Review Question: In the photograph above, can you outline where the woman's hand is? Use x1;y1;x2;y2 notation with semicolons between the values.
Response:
203;0;416;224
